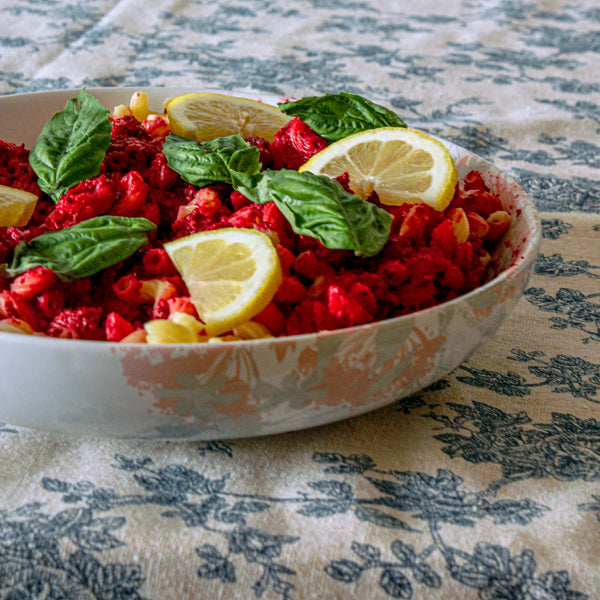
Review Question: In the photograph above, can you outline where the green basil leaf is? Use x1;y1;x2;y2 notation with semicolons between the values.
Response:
164;131;392;256
163;133;261;187
7;216;157;280
236;169;392;257
278;92;406;142
28;89;112;203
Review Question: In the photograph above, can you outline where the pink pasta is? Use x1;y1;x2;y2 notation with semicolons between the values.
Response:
0;106;510;342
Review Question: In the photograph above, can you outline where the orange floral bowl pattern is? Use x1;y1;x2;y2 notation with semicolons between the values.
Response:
0;88;541;440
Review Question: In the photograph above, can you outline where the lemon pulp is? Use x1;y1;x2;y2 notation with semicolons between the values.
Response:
0;184;38;227
164;227;282;336
165;92;291;142
300;127;458;210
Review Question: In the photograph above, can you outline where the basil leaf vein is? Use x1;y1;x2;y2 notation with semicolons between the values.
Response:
237;170;392;257
28;89;112;203
7;216;157;280
278;92;406;142
163;134;261;187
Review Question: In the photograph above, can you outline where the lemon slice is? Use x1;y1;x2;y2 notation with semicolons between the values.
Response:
165;92;291;142
0;184;38;227
300;127;458;210
164;227;282;337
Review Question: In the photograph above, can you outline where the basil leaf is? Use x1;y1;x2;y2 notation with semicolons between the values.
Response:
7;216;156;280
28;89;112;203
278;92;406;142
235;169;392;257
163;134;261;187
164;132;392;256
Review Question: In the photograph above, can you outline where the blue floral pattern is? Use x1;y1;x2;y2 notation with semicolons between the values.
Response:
0;448;587;599
1;0;600;597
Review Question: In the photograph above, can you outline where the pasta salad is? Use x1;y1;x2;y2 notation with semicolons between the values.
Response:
0;90;510;343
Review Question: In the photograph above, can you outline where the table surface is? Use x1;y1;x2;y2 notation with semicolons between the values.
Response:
1;1;599;598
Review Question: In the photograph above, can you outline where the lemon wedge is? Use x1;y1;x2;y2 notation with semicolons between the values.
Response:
164;227;282;336
165;93;291;142
300;127;458;210
0;184;38;227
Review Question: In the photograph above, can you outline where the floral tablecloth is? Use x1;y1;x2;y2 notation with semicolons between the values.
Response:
1;1;599;598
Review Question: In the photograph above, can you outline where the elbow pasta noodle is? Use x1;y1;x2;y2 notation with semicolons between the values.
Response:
112;91;153;122
479;250;492;267
485;210;512;240
0;92;512;344
142;313;271;345
144;319;200;344
139;279;178;303
170;311;206;336
232;321;272;340
129;91;150;122
0;318;35;335
111;103;131;119
119;328;148;344
447;208;470;245
10;266;58;299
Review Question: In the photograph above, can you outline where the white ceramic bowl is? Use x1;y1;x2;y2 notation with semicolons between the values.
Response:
0;87;541;440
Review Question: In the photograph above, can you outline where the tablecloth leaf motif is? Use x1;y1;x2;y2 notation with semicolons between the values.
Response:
578;495;600;524
454;351;600;401
534;254;600;279
196;544;236;583
518;171;599;212
0;421;18;435
197;440;235;458
0;502;148;600
541;218;573;239
455;363;532;397
2;447;586;599
526;287;600;343
329;542;584;598
431;401;600;486
444;544;584;599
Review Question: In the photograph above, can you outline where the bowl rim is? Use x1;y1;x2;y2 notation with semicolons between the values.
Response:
0;86;542;352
